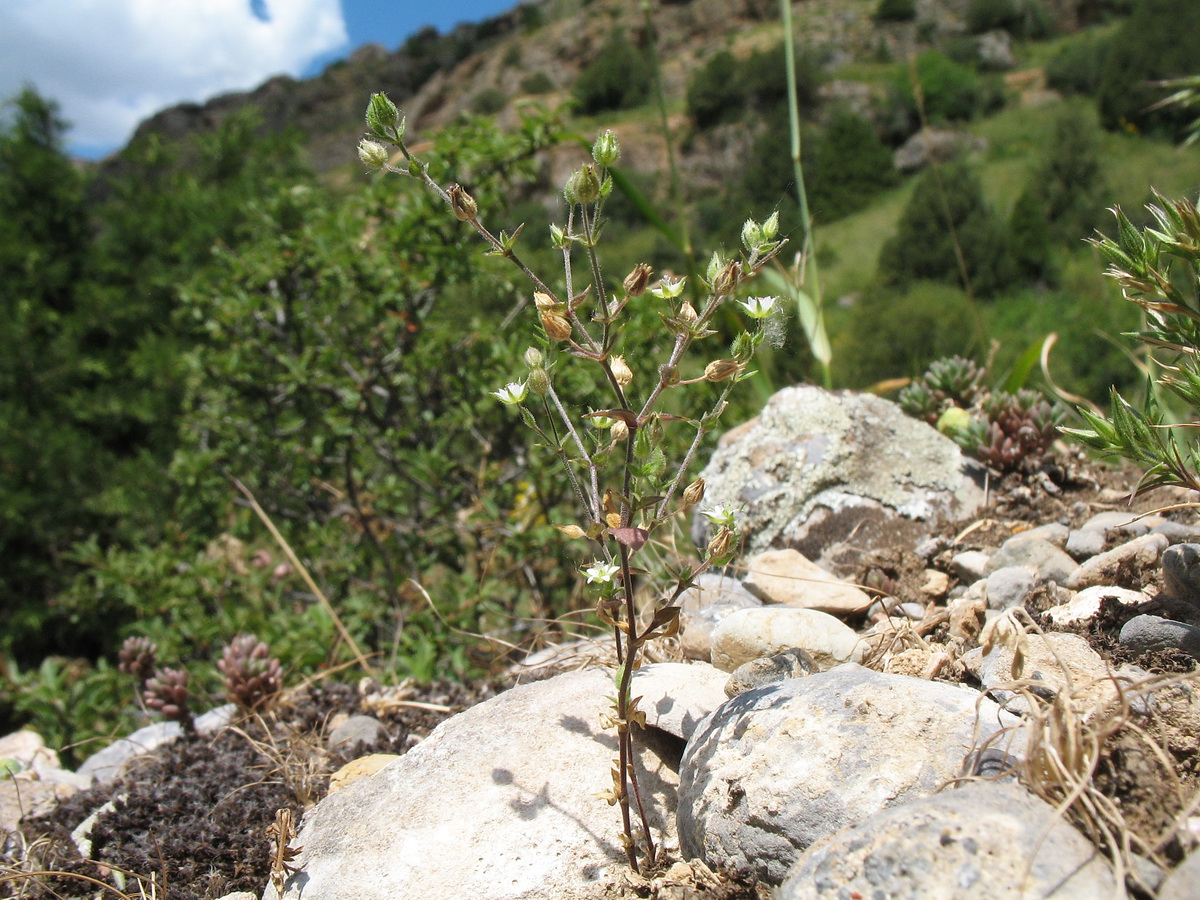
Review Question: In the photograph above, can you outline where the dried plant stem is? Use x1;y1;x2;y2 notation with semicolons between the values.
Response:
230;476;373;675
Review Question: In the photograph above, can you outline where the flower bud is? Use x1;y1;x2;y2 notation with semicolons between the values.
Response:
447;184;478;222
682;478;706;508
366;93;403;139
565;164;602;205
358;138;390;170
610;355;633;389
592;129;620;167
678;302;699;325
610;420;630;442
704;358;743;382
540;310;573;341
706;526;735;561
523;347;544;368
528;367;551;395
623;263;652;297
711;260;742;297
741;218;762;251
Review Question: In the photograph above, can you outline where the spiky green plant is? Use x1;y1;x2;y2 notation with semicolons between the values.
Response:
1062;192;1200;494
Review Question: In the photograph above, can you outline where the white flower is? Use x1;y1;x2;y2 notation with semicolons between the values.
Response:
491;381;527;405
650;275;686;300
583;561;621;584
701;504;738;529
738;296;777;319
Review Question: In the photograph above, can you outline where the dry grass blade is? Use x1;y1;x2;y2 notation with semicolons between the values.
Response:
229;476;373;675
965;610;1200;895
265;808;302;899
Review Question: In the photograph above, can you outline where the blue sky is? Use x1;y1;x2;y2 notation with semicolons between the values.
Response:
0;1;520;159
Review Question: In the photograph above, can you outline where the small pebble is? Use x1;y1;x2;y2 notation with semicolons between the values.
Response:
1066;533;1168;590
1161;543;1200;606
1119;614;1200;661
950;550;990;583
984;566;1035;610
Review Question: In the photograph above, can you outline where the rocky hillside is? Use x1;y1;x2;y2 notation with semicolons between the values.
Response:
107;0;1100;180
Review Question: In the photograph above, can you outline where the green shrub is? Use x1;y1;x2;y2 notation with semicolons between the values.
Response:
873;0;917;23
895;51;988;125
877;161;1017;297
839;282;980;385
966;0;1022;33
1063;193;1200;494
686;51;744;129
1098;0;1200;135
807;107;899;222
573;29;653;115
685;43;823;131
1045;32;1112;95
520;71;555;94
471;87;508;115
966;0;1055;37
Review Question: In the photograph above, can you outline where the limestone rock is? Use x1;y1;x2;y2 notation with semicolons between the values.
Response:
1066;533;1169;590
327;715;385;753
328;754;399;793
724;648;817;698
962;631;1110;711
1044;585;1149;626
1120;614;1200;661
986;535;1075;584
894;128;987;172
777;782;1116;899
692;386;984;576
278;669;679;900
742;549;872;614
709;607;867;672
631;662;728;741
678;573;762;662
677;665;1016;884
1162;542;1200;606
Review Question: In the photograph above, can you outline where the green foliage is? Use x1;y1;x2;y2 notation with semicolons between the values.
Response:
1097;0;1200;136
966;0;1055;38
573;29;653;115
686;50;742;129
878;161;1017;297
685;43;823;132
1045;31;1112;95
1010;107;1109;280
1063;192;1200;494
839;282;980;385
806;107;900;222
873;0;916;23
733;105;896;242
0;98;310;675
966;0;1021;33
520;71;555;95
471;87;508;115
893;50;997;128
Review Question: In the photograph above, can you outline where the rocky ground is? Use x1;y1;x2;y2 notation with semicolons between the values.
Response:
3;447;1200;899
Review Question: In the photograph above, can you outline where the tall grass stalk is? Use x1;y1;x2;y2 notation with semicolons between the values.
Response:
780;0;832;387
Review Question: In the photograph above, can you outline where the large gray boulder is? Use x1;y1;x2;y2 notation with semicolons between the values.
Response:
273;667;681;900
677;665;1017;884
778;781;1116;899
692;386;984;575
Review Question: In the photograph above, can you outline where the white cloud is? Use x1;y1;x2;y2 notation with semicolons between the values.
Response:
0;0;348;154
